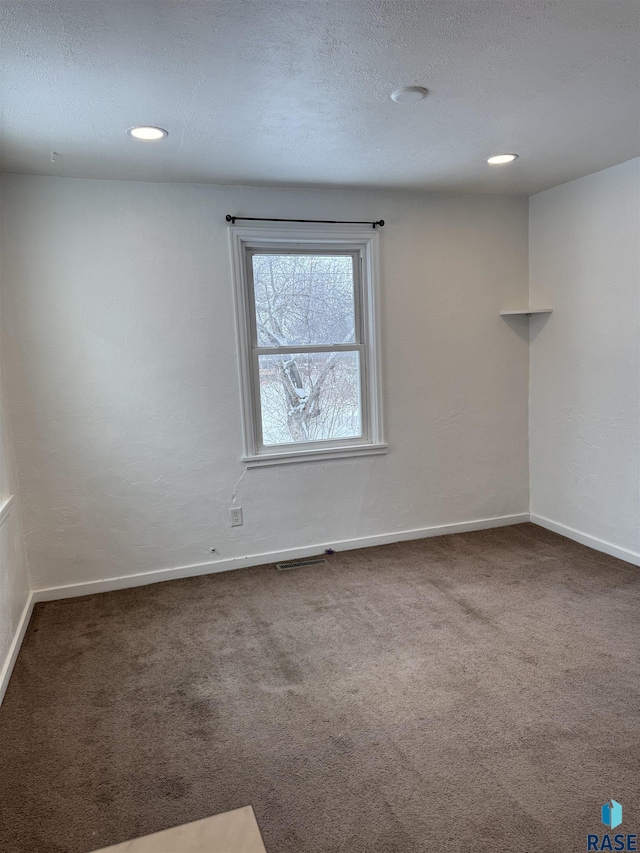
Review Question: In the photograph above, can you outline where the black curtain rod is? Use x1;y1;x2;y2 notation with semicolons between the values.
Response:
226;215;384;229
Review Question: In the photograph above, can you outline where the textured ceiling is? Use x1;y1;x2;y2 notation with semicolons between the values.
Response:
1;0;638;193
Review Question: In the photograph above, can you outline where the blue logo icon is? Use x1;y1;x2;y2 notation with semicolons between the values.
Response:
588;800;634;850
602;800;623;830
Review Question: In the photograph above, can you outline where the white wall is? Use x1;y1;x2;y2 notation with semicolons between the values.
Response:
0;176;31;700
529;158;640;562
1;175;530;593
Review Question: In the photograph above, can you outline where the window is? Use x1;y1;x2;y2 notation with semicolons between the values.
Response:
230;224;385;466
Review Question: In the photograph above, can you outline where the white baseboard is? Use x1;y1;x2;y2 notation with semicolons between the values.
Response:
530;514;640;566
4;510;632;709
32;512;530;603
0;592;34;706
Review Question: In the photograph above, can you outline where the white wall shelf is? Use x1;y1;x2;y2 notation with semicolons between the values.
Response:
500;307;553;316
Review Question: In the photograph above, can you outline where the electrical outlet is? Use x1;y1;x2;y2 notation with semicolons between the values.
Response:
230;506;243;527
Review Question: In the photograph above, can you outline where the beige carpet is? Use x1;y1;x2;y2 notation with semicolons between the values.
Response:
1;523;638;853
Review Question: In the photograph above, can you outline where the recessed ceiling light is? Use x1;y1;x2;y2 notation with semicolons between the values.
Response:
390;86;429;104
486;153;518;165
128;126;168;141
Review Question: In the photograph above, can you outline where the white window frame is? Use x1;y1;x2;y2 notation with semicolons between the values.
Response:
229;223;386;467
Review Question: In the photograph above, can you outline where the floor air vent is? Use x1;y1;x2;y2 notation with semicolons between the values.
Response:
275;557;327;571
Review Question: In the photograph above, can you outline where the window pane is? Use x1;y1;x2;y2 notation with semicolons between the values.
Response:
252;254;356;346
258;351;362;445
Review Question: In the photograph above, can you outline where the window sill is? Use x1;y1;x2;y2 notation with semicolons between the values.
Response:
242;443;388;468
